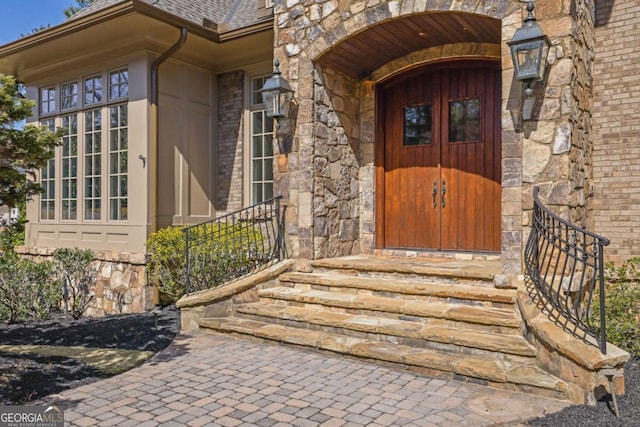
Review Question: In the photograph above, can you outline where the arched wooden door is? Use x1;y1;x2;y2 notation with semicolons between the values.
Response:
376;61;501;252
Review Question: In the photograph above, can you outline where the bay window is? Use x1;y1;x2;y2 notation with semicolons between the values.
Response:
38;67;128;223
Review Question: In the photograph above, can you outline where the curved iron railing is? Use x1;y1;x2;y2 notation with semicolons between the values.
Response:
183;196;283;295
524;187;610;354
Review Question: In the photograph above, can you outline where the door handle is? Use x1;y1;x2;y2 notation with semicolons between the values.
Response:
442;179;446;208
432;180;438;208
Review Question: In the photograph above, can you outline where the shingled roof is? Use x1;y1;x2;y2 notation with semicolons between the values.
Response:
71;0;268;32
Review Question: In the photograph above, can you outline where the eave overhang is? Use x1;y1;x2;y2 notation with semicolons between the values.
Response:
0;0;274;78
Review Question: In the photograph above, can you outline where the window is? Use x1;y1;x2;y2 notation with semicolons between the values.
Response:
250;76;274;204
40;119;56;220
61;81;78;110
404;104;432;146
109;68;128;100
84;75;102;105
109;104;128;220
61;114;78;220
449;97;481;143
35;68;129;224
40;87;56;115
84;109;102;220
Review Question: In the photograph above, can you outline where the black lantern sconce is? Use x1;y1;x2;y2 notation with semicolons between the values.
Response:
260;59;294;128
507;0;551;120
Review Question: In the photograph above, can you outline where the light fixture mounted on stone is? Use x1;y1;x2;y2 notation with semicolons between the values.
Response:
507;0;551;120
260;59;294;128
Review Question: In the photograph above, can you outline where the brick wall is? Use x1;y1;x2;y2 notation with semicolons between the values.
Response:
216;71;245;212
593;1;640;261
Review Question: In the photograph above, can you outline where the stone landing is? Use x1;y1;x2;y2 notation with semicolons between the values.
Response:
197;255;570;401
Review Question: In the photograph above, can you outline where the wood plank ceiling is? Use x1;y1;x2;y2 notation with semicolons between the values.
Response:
316;12;501;79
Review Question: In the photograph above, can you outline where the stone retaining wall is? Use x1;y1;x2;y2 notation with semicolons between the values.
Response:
16;246;153;317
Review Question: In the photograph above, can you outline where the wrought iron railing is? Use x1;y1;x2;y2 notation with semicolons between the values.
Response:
524;187;610;354
183;196;283;295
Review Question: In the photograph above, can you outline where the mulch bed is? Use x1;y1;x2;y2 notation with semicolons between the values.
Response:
527;356;640;426
0;306;178;404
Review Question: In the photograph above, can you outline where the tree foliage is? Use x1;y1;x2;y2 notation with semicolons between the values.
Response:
0;74;61;208
64;0;97;18
20;24;51;38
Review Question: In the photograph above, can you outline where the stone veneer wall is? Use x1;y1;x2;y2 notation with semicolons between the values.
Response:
216;70;245;213
16;247;152;317
592;1;640;261
516;1;593;275
568;0;596;229
313;67;361;258
275;0;585;280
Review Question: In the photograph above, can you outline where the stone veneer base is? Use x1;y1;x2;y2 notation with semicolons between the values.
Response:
16;246;152;317
517;285;630;404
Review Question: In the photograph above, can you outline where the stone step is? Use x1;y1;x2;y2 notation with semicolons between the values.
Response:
199;317;567;399
235;303;536;357
310;255;499;283
279;271;516;307
258;287;522;330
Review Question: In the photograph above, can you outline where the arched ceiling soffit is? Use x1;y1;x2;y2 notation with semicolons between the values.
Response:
315;12;503;80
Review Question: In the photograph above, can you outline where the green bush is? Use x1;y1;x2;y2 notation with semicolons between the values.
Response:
146;226;187;304
592;257;640;355
146;223;264;303
53;248;95;319
0;252;60;323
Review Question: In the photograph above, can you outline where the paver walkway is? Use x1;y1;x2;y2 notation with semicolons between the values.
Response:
39;332;570;426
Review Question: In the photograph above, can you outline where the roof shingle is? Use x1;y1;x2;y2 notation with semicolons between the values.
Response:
70;0;270;31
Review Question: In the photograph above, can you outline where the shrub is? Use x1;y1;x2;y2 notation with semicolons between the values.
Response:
146;223;264;303
592;257;640;356
0;252;60;323
0;210;26;253
146;226;186;304
53;248;95;319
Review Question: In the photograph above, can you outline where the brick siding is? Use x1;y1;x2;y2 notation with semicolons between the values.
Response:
216;71;245;212
593;1;640;261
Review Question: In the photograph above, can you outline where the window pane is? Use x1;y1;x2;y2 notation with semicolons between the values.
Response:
253;160;262;180
250;98;273;204
109;104;128;220
109;69;128;100
253;111;263;134
403;104;432;146
253;136;262;157
448;97;482;143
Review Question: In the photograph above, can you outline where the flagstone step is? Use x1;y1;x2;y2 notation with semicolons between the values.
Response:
235;303;537;358
199;317;568;399
279;271;516;307
310;255;500;283
258;287;522;330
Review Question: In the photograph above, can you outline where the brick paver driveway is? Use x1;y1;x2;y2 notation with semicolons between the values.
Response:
39;333;570;426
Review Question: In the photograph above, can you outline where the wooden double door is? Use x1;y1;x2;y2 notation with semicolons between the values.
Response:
376;61;501;252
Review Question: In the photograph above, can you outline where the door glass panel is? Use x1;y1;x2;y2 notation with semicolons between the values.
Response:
449;97;481;143
403;104;432;146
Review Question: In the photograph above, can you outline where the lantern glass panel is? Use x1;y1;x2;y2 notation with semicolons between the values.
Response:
262;90;279;118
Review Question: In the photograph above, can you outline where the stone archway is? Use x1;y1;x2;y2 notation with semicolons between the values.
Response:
273;1;524;265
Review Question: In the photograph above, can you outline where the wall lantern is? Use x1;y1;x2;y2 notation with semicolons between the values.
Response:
507;0;551;120
260;59;293;128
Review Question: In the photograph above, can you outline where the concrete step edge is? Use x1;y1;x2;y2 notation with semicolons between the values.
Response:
279;271;516;304
310;257;498;281
257;287;522;328
199;317;567;394
235;303;536;356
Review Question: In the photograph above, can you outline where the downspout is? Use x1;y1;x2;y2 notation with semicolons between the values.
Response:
149;27;187;233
